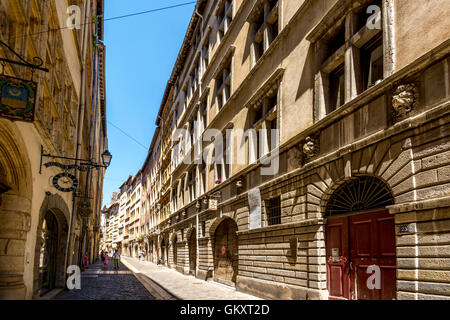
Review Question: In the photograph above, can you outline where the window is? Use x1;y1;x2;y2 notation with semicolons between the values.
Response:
200;101;208;132
361;35;383;91
313;0;384;118
329;64;345;112
214;132;230;183
217;0;233;43
199;163;206;195
189;119;196;147
183;87;188;111
191;60;199;94
250;89;279;160
215;60;232;111
202;32;211;73
179;179;185;207
267;196;281;226
174;104;179;126
172;188;178;212
188;170;196;202
250;0;279;65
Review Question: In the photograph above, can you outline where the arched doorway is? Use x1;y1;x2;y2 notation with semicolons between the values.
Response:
32;194;70;298
38;211;58;294
188;229;197;275
325;176;396;300
213;218;238;286
0;120;33;299
172;234;178;266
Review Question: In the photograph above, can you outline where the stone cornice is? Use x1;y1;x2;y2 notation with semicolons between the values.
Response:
244;67;285;110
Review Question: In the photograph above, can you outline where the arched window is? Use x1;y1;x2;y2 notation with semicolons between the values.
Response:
326;176;394;216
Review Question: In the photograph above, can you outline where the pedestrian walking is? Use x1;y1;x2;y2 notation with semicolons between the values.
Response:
83;253;88;269
113;250;120;269
103;251;109;268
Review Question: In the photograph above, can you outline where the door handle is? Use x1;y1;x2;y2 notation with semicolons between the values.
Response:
350;261;353;270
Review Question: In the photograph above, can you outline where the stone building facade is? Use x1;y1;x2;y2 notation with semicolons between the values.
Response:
111;0;450;299
101;193;119;252
0;0;107;299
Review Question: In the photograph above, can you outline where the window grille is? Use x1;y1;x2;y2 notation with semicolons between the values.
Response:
267;196;281;225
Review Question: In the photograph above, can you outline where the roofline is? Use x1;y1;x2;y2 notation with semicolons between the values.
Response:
155;0;208;126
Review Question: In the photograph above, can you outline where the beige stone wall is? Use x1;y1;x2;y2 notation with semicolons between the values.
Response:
395;205;450;300
140;0;450;300
0;0;106;300
394;0;450;71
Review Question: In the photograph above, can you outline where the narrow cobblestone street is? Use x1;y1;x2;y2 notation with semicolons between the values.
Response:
56;256;262;300
56;259;155;300
121;256;262;300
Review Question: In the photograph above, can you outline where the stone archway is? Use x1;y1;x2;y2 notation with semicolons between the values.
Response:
33;194;70;298
0;120;33;299
211;217;238;286
322;175;396;300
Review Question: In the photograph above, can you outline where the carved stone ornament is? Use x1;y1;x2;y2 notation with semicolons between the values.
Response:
287;145;303;170
302;135;319;161
392;83;419;121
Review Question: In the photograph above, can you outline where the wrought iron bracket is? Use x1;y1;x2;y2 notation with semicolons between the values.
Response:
0;40;49;73
39;145;107;174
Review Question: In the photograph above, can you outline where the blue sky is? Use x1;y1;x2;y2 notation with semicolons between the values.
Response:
102;1;195;206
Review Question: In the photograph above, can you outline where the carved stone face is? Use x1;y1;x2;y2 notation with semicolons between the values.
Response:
392;84;418;119
303;137;317;158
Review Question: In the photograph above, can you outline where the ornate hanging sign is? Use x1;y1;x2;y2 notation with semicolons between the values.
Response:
44;161;90;172
0;75;37;122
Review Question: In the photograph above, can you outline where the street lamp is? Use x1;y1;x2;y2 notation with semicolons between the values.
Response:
101;150;112;168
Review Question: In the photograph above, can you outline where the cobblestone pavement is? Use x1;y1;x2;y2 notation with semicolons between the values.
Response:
56;259;155;300
121;256;262;300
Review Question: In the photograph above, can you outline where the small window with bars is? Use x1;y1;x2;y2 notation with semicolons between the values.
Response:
267;196;281;226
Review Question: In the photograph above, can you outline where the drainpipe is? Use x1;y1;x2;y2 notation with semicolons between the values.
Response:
66;0;91;271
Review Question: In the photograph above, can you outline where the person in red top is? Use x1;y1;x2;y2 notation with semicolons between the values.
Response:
83;253;88;268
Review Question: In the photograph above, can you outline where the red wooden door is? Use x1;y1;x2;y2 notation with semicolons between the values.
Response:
326;216;350;300
326;210;396;300
349;210;396;300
